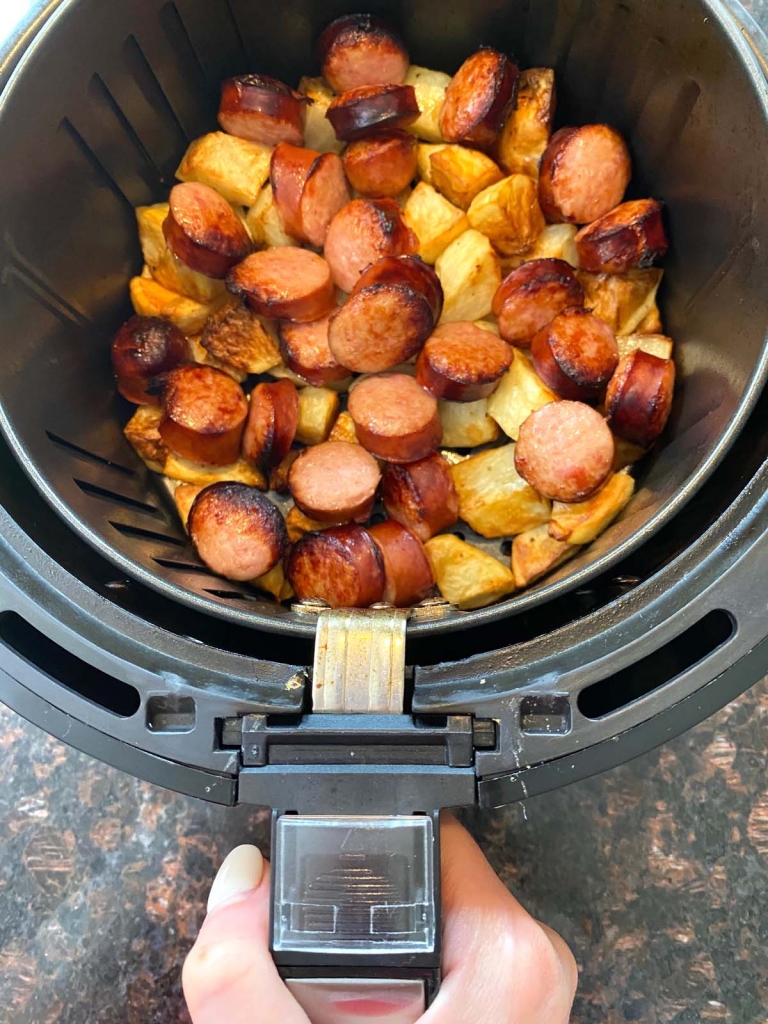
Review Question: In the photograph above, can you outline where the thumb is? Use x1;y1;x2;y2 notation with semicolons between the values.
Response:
183;845;310;1024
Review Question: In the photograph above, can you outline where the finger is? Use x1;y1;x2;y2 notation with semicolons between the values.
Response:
183;845;310;1024
423;814;577;1024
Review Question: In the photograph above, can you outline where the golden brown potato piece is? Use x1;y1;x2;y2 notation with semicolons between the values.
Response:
285;505;331;543
613;437;647;471
635;306;663;334
416;143;446;183
130;273;228;335
425;534;515;610
246;184;300;248
404;66;452;143
526;223;579;267
328;410;359;444
467;174;546;256
435;229;501;323
173;482;205;530
496;68;556;178
136;204;225;303
512;524;578;588
176;132;272;207
429;146;504;210
253;561;295;602
403;182;469;263
295;386;341;445
123;405;168;472
187;333;248;383
202;300;281;374
616;333;673;361
439;398;500;448
486;349;559;441
577;269;663;337
451;444;551;538
163;452;267;489
298;77;345;154
548;471;635;544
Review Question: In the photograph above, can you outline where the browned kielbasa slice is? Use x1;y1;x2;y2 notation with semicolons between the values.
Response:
605;349;675;448
242;379;299;471
354;254;443;322
439;47;519;149
348;373;442;462
381;452;460;542
531;307;618;402
323;198;417;293
342;131;417;197
538;125;631;225
287;524;385;608
159;365;248;465
269;142;317;238
575;199;669;274
163;183;251;279
288;440;381;523
227;249;335;322
188;482;287;581
515;400;615;502
368;520;434;606
328;285;433;373
218;74;309;146
326;84;419;141
300;153;352;248
278;314;352;385
416;322;512;402
111;315;186;405
319;14;409;93
492;258;584;347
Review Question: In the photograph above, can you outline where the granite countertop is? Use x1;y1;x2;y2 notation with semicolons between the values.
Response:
0;681;766;1024
1;1;768;1023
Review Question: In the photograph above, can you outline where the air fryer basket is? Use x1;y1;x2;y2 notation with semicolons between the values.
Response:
1;0;768;638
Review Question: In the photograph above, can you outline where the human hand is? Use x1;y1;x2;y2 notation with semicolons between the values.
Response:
183;814;577;1023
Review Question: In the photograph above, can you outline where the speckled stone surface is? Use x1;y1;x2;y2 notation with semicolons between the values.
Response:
0;680;766;1024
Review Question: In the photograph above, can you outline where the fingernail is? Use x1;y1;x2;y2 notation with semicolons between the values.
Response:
207;844;264;914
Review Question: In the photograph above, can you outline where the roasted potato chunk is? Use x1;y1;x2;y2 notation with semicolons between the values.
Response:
473;319;500;335
425;534;516;610
549;471;635;544
613;437;647;471
295;386;340;445
163;452;266;489
435;229;502;323
186;333;247;383
286;505;329;543
439;398;500;448
246;184;299;248
512;524;579;588
468;174;546;257
328;410;359;444
527;223;579;267
451;444;551;538
616;333;673;361
202;300;281;374
172;482;204;530
577;269;663;336
416;143;446;184
405;66;452;143
130;273;228;335
403;182;470;264
136;204;225;303
486;349;558;441
429;146;504;210
123;405;168;472
176;132;272;207
253;561;295;602
497;68;556;178
298;76;345;154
